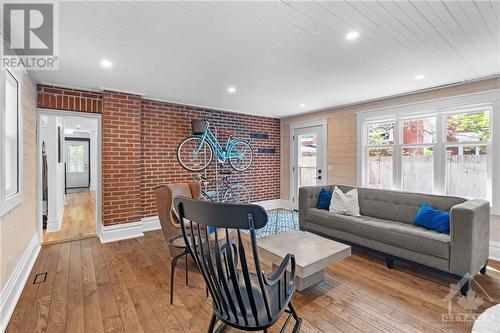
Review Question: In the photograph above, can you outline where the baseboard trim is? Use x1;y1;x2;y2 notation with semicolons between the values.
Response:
0;234;41;332
142;215;161;232
98;199;292;243
45;207;64;233
254;199;291;210
99;221;144;243
99;216;162;243
490;241;500;261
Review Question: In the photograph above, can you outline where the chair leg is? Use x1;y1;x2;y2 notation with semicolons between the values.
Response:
207;313;217;333
185;252;189;286
288;302;302;333
170;252;185;305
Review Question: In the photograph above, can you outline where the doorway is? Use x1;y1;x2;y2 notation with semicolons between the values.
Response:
291;121;327;210
37;109;102;244
66;138;90;191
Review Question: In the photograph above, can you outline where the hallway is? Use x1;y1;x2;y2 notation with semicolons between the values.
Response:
43;191;96;244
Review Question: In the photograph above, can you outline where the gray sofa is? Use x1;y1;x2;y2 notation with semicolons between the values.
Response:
299;185;490;292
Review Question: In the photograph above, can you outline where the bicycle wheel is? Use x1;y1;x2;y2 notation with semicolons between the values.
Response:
228;140;253;172
177;137;213;171
223;184;250;203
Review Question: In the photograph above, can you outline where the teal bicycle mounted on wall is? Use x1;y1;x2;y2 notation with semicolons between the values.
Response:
177;119;254;172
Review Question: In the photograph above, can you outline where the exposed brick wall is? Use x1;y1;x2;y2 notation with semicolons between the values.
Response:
37;85;281;225
141;100;280;217
102;91;143;225
38;85;102;113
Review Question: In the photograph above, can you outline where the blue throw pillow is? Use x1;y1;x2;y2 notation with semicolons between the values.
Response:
414;203;450;234
316;188;332;210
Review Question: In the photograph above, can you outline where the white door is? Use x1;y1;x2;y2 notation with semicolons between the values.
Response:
293;125;326;209
66;139;90;188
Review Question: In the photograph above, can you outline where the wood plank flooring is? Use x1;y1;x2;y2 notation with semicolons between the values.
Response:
43;191;96;245
8;230;500;332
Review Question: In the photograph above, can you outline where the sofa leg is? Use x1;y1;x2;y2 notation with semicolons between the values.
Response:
385;257;394;269
460;280;469;296
480;263;487;275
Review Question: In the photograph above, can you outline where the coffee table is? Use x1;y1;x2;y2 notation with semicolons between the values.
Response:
472;304;500;333
258;230;351;291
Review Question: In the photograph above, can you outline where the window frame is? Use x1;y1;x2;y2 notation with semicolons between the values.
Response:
0;68;23;217
364;119;396;189
357;93;498;210
399;116;437;193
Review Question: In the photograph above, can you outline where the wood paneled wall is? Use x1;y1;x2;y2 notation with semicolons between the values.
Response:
280;77;500;201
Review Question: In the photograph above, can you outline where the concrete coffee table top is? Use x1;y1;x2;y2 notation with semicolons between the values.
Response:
258;230;351;280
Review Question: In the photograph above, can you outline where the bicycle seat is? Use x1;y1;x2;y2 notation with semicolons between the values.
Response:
219;170;232;175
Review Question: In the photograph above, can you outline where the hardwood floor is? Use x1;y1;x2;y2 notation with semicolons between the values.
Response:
8;230;500;332
43;191;96;245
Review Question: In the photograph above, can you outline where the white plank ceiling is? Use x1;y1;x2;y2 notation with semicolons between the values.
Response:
32;1;500;118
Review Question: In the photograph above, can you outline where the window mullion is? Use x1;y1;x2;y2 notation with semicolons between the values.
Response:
393;119;401;190
434;114;445;195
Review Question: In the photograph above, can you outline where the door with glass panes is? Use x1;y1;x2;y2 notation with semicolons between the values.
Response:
66;139;90;189
293;125;325;209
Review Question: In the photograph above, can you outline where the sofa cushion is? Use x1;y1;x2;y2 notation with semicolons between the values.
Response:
414;203;450;234
329;186;360;217
316;188;332;210
306;208;450;259
334;185;465;225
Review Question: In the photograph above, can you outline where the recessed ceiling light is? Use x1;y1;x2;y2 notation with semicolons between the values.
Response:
299;103;306;107
100;59;112;68
345;30;360;41
227;86;236;94
415;74;425;80
76;124;81;129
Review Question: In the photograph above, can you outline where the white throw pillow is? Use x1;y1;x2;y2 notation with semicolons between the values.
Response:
329;186;361;217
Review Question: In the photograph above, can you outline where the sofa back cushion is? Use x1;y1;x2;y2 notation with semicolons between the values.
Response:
335;185;466;224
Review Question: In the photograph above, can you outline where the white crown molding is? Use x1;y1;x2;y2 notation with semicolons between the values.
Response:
0;234;41;332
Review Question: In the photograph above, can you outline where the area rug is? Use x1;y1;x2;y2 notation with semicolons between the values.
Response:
243;209;299;238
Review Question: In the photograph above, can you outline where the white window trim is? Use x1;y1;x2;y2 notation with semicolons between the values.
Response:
357;89;500;214
0;68;23;217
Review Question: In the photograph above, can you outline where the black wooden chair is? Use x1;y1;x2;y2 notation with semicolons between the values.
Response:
175;197;302;333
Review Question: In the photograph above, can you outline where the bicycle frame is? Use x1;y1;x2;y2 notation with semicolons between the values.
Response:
195;123;245;163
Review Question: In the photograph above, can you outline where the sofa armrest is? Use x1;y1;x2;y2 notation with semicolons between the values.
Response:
449;199;490;276
299;185;332;230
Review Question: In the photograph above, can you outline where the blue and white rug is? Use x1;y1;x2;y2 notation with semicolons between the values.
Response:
243;209;299;238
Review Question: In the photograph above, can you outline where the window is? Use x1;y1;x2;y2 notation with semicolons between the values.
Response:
68;144;85;172
365;121;394;189
1;69;22;216
445;111;490;200
360;104;492;201
401;117;435;193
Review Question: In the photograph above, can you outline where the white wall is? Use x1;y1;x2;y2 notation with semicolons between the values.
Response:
40;115;65;232
90;130;98;190
0;70;39;331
